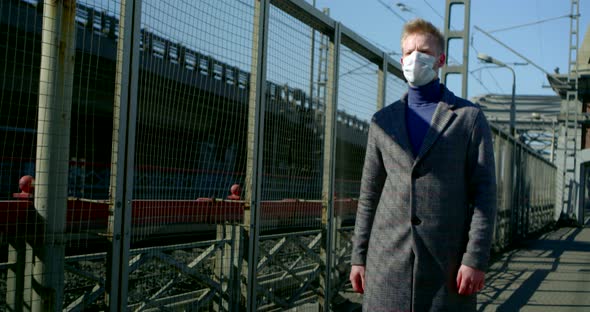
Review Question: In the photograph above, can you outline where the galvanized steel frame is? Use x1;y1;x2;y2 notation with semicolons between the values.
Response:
245;0;271;311
319;20;340;312
108;0;141;309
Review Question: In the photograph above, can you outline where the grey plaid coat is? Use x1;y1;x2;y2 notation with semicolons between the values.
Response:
352;85;497;311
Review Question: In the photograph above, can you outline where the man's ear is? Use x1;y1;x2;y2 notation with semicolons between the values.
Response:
438;54;446;67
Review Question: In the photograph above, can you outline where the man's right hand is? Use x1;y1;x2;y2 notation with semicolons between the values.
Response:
349;265;366;294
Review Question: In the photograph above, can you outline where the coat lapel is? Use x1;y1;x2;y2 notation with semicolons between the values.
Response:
385;102;415;162
414;101;456;165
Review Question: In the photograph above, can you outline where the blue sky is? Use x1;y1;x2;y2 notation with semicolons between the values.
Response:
311;0;589;99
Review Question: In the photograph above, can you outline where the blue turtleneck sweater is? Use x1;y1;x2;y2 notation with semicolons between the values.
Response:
406;79;442;156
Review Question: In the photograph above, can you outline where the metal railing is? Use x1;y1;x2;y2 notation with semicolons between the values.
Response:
490;124;556;251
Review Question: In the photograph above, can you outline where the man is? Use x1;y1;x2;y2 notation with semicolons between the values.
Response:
349;18;497;311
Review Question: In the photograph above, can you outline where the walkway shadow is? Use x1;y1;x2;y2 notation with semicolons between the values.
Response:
478;224;590;311
332;290;363;312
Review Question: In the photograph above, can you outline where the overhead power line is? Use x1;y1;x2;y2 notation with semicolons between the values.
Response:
377;0;407;23
488;14;576;33
474;25;549;76
474;25;569;89
422;0;444;21
469;66;495;94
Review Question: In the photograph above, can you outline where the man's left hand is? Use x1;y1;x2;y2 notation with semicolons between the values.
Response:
456;264;485;296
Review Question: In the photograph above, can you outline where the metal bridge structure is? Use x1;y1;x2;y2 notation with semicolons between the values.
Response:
0;0;587;311
472;94;561;158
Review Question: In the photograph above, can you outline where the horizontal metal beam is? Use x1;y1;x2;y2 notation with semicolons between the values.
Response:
270;0;336;34
269;0;403;79
340;24;403;78
259;229;321;240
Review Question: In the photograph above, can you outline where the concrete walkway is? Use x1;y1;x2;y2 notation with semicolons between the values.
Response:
479;219;590;311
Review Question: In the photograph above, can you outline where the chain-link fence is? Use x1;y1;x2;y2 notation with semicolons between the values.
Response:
0;0;557;310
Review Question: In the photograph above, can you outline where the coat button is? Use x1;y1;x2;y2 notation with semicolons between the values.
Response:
411;216;422;225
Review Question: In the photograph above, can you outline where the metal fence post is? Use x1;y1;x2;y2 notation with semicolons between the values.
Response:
514;146;525;238
244;0;270;310
502;137;514;245
496;136;503;222
517;145;524;237
320;21;340;311
107;0;141;310
32;0;76;310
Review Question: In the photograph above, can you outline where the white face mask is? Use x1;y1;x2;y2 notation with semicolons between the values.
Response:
402;51;438;87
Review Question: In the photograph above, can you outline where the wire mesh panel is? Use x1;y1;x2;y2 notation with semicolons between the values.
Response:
261;5;324;204
491;133;510;250
69;0;120;202
133;0;251;230
0;0;40;203
0;5;43;293
512;142;556;238
386;71;407;106
251;3;328;310
334;45;378;201
135;0;253;200
332;43;381;301
543;159;556;228
582;163;590;222
0;9;42;303
125;0;253;309
1;0;119;309
66;0;120;309
66;0;121;251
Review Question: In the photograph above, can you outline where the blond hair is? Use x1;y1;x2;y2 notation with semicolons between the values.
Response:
401;18;445;55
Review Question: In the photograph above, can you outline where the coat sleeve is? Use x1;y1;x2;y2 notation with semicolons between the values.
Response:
462;110;497;271
351;121;387;266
